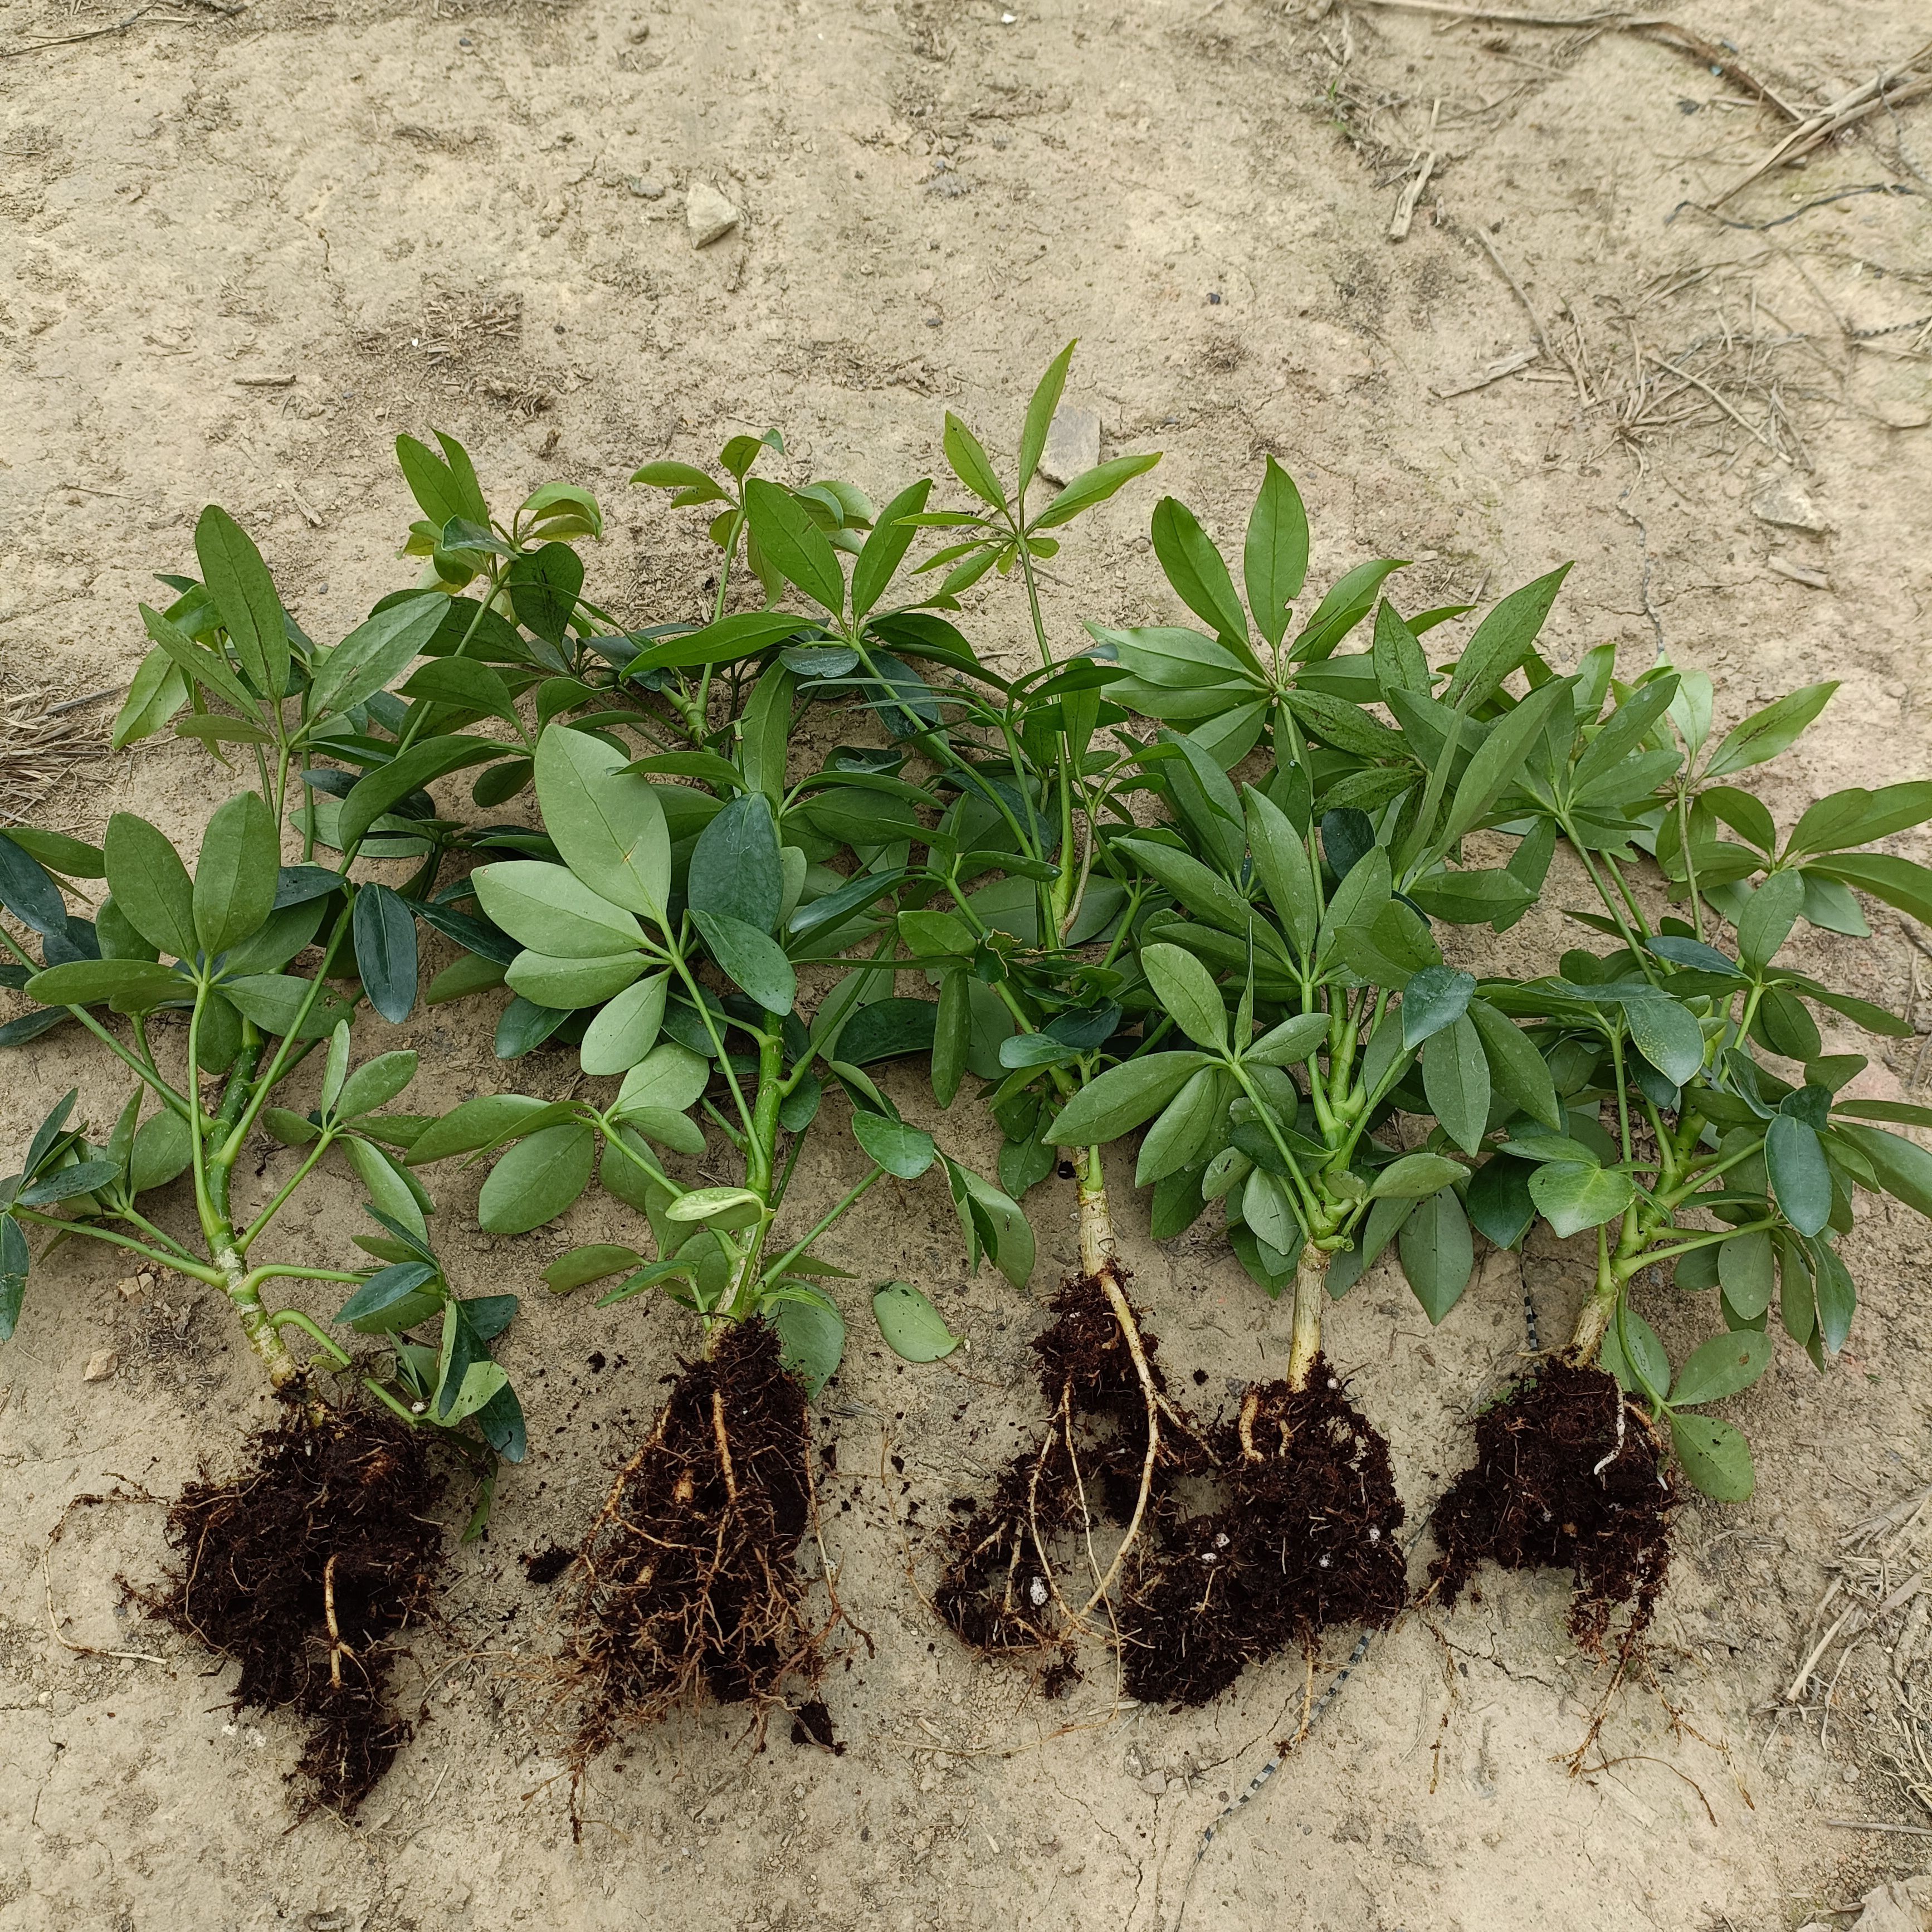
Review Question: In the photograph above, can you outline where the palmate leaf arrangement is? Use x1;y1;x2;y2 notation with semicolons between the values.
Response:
3;348;1930;1783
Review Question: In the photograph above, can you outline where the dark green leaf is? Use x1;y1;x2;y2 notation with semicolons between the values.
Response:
1704;681;1836;780
744;478;847;613
1243;457;1308;648
0;832;68;939
1529;1161;1634;1237
1423;1014;1490;1154
1670;1329;1772;1408
193;791;279;957
1443;566;1571;710
1151;495;1249;647
104;814;197;960
195;505;287;704
692;909;796;1014
1401;964;1476;1049
1399;1187;1474;1323
852;1111;937;1179
1045;1052;1211;1146
353;884;418;1024
689;793;783;933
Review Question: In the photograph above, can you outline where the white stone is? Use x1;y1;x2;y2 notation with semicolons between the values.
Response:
1753;474;1829;533
84;1348;118;1382
1040;406;1100;486
686;182;740;249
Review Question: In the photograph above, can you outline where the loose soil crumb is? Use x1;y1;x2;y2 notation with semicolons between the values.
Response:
1427;1360;1675;1647
564;1316;823;1781
520;1543;574;1586
151;1404;443;1817
1121;1357;1407;1708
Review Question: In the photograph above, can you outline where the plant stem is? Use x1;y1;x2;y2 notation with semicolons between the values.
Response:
1286;1244;1329;1391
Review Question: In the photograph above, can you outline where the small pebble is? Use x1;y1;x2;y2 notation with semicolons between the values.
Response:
84;1348;119;1382
686;181;740;248
628;176;666;201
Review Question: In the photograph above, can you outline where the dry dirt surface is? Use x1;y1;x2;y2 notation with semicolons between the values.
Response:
5;0;1932;1926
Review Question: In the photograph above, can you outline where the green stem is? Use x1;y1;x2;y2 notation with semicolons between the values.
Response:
236;1134;336;1253
1614;1217;1777;1281
9;1211;223;1286
762;1166;885;1286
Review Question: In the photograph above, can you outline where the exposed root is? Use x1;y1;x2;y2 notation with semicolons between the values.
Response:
1119;1354;1407;1709
561;1317;828;1786
150;1403;441;1817
934;1269;1203;1688
1426;1359;1674;1648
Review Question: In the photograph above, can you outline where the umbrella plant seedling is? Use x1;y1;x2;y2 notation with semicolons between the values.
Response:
0;445;618;1808
406;442;1051;1773
1421;664;1932;1642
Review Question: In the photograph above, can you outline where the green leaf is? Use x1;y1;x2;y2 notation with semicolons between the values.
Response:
614;1041;713;1117
111;648;188;752
1670;1329;1772;1408
222;972;354;1039
1151;496;1249;647
1601;1307;1671;1402
1243;787;1318;957
941;411;1008;512
743;477;847;613
852;1111;938;1179
1;1214;28;1341
408;1092;556;1165
1670;1412;1755;1501
1529;1161;1635;1237
626;610;808;675
471;861;643;959
774;1296;846;1397
1443;566;1571;710
1787;782;1932;858
0;834;70;940
1401;964;1476;1049
1437;676;1574;847
1717;1228;1776;1319
190;791;280;958
505;948;645;1011
127;1109;193;1193
688;793;783;933
1241;1167;1302;1254
344;1135;432;1238
1736;870;1806;969
1043;1052;1211;1146
353;882;418;1024
1807;852;1932;928
544;1245;643;1294
1031;452;1162;530
1245;1011;1329;1069
1135;1066;1222;1185
478;1122;596;1233
1835;1124;1932;1219
339;735;509;853
334;1260;441;1332
534;725;671;923
1140;943;1227;1052
1765;1115;1831;1236
851;478;935;619
931;971;970;1109
195;505;288;705
1466;1153;1536;1248
872;1280;960;1362
1399;1187;1474;1324
24;959;183;1013
104;814;197;960
139;602;260;717
1423;1014;1490;1155
1018;340;1076;495
1117;836;1252;936
691;909;795;1014
309;595;447;721
579;971;668;1076
334;1050;418;1121
1466;999;1560;1131
1242;457;1308;648
1368;1152;1466;1201
1704;681;1836;779
666;1185;763;1230
1622;992;1706;1087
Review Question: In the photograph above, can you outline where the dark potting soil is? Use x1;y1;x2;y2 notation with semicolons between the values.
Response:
152;1404;443;1817
564;1316;822;1771
1120;1356;1408;1709
521;1543;575;1585
1426;1358;1674;1646
933;1271;1202;1680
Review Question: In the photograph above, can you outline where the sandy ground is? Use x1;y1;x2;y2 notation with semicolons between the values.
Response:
4;0;1932;1926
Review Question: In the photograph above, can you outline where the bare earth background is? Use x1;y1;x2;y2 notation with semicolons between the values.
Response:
4;0;1932;1926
